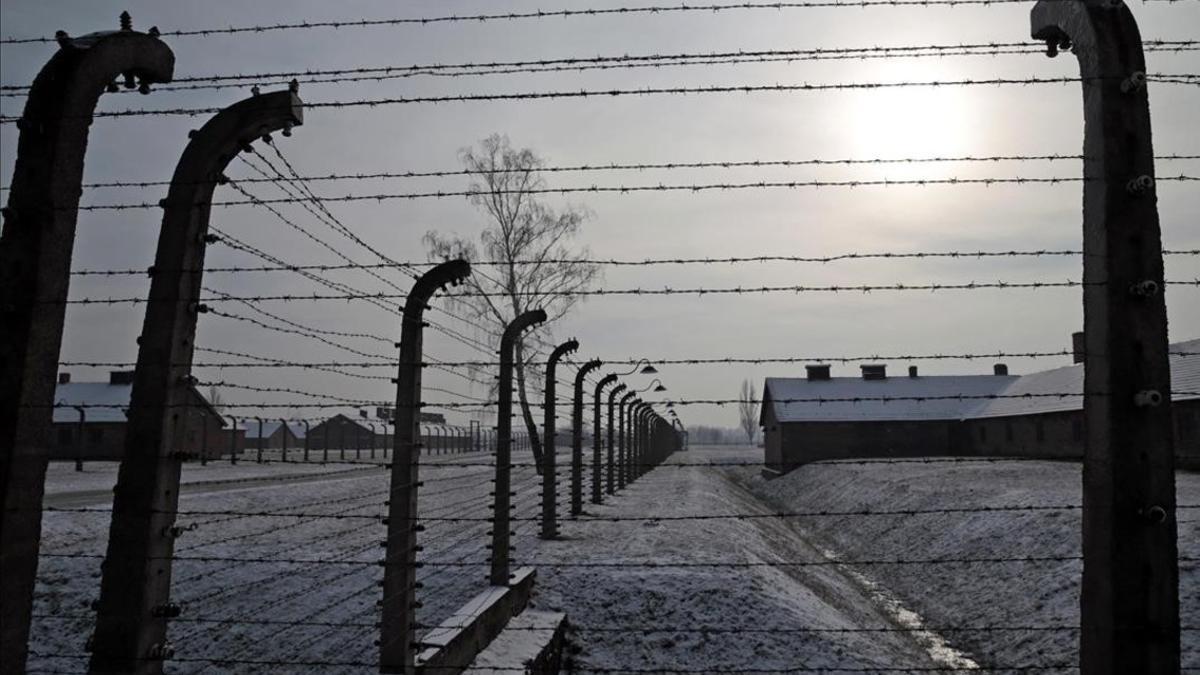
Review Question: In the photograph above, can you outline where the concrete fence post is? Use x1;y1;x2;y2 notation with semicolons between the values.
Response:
88;87;300;674
256;417;265;464
491;310;547;586
592;375;618;504
303;420;311;462
0;23;173;670
617;392;636;491
227;415;239;464
572;360;602;517
379;259;469;673
542;340;579;539
1031;2;1179;673
279;418;288;462
75;406;86;472
606;384;626;496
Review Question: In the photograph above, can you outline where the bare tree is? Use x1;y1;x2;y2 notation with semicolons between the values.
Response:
738;379;759;445
207;385;224;414
424;134;601;472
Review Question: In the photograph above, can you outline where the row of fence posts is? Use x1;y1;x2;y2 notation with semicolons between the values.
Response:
378;265;683;672
0;3;1182;673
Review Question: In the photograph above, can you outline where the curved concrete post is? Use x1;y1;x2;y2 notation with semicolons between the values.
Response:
279;418;289;462
90;88;300;674
571;359;602;517
0;24;173;670
380;260;470;673
635;406;650;479
625;400;641;485
606;384;627;496
303;420;311;462
617;392;637;491
592;374;618;504
541;339;579;539
1031;2;1178;672
492;309;547;585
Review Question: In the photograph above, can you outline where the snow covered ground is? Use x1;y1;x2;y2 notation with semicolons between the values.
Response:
735;451;1200;672
25;445;1197;673
43;452;383;497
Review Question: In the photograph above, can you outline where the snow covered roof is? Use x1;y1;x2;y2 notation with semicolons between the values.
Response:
973;337;1200;418
53;382;133;423
764;338;1200;424
763;375;1015;423
243;420;304;439
52;381;222;424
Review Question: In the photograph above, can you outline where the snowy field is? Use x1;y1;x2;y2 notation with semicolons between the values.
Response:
25;445;1198;673
43;451;387;498
735;452;1200;672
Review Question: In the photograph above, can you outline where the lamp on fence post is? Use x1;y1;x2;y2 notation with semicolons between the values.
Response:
606;384;626;496
1030;2;1179;673
379;259;469;674
542;339;579;540
88;84;301;674
592;374;618;504
0;22;174;671
572;359;602;517
492;309;547;587
617;391;637;492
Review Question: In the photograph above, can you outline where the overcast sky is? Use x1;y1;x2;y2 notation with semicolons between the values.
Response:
2;0;1197;430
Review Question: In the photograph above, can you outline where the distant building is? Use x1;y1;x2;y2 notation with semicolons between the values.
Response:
243;420;304;450
52;371;228;460
307;414;379;451
761;338;1200;476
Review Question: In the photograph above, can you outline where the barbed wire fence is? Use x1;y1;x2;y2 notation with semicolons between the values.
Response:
0;2;1196;674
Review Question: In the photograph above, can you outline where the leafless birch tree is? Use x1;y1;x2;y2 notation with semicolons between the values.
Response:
424;134;600;471
738;379;759;445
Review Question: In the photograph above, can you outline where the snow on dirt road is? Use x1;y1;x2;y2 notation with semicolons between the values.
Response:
26;445;1195;673
531;446;943;673
734;451;1200;672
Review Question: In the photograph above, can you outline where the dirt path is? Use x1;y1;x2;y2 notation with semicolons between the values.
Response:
530;446;942;673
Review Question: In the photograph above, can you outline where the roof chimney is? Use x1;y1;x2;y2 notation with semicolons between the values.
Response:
860;364;887;381
1072;331;1085;364
58;372;71;384
805;364;831;381
994;363;1009;376
109;370;135;385
908;365;918;378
